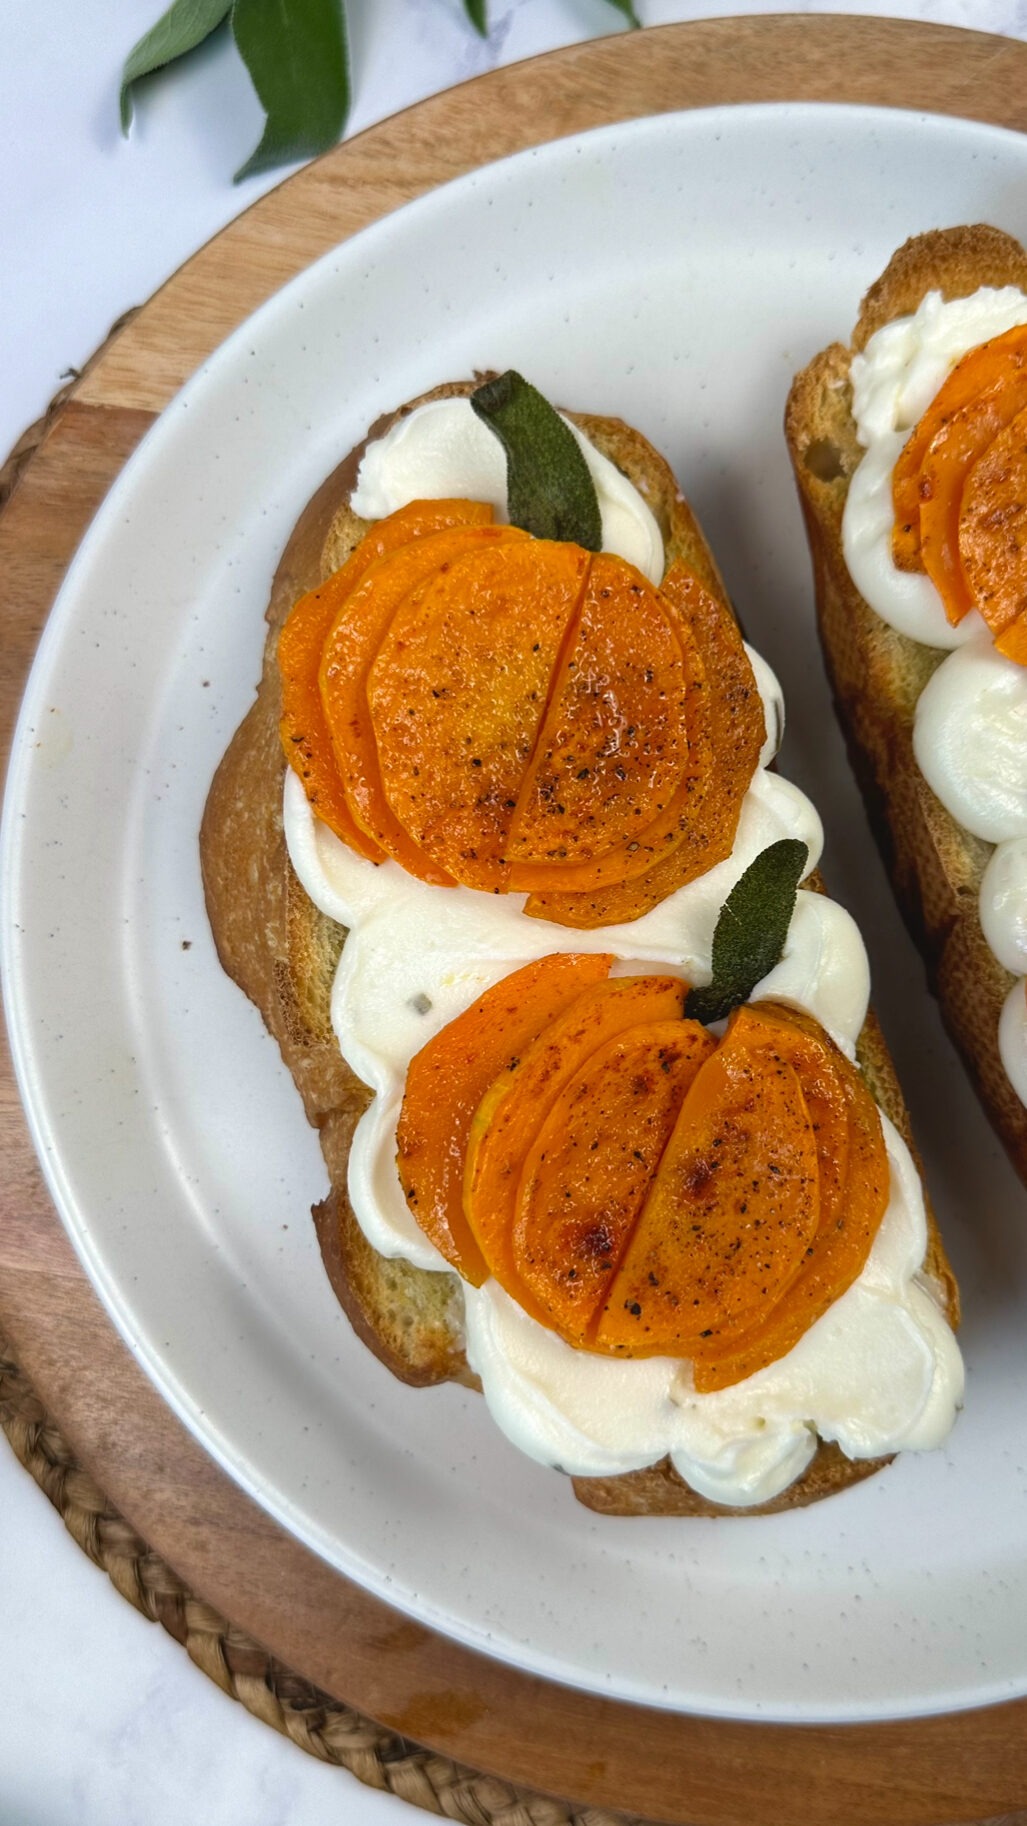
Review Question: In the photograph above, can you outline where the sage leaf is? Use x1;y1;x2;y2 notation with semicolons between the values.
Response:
470;371;603;550
232;0;350;183
120;0;232;132
463;0;488;34
685;839;809;1027
603;0;642;25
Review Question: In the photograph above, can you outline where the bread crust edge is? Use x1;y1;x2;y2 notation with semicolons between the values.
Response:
784;225;1027;1185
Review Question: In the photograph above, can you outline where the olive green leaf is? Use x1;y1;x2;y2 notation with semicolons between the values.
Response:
470;370;603;550
120;0;232;132
232;0;350;183
685;839;809;1027
122;0;647;174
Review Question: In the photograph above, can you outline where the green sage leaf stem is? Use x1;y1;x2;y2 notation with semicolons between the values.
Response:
470;371;603;550
685;839;809;1027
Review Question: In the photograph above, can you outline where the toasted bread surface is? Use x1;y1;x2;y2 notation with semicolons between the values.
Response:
202;379;958;1516
785;227;1027;1184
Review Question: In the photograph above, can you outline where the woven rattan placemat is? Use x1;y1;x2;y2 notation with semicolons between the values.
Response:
0;1318;639;1826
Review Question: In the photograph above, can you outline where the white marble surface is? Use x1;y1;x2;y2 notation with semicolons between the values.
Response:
1;1;1025;1821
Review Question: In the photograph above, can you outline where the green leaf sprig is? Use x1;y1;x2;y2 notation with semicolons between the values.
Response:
120;0;233;132
685;839;809;1028
232;0;349;180
470;370;603;549
120;0;348;182
121;0;641;181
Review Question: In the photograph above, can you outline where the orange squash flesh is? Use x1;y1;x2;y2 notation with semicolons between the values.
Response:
503;554;703;890
958;403;1027;639
687;1003;888;1390
279;567;387;861
892;324;1027;575
318;521;518;884
279;499;492;857
996;608;1027;664
396;952;612;1284
512;1018;715;1343
368;539;591;891
679;1007;880;1387
463;975;688;1319
593;1014;820;1358
526;566;764;927
919;383;1027;625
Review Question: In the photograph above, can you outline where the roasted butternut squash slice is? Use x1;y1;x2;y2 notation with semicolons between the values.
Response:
396;951;612;1283
593;1013;820;1358
279;499;492;855
892;323;1027;580
464;974;688;1316
525;567;764;926
688;1003;887;1390
504;554;704;889
512;1018;714;1342
958;402;1027;639
368;539;590;890
319;520;519;884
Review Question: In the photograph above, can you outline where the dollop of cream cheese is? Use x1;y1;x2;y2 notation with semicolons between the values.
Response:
983;837;1027;1109
844;288;1027;1108
999;981;1027;1107
350;396;664;584
282;410;963;1506
981;836;1027;975
913;645;1027;844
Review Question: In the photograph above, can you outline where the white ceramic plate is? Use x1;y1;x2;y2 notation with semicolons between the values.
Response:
4;102;1027;1726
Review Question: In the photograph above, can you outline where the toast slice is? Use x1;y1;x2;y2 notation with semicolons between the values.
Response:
201;380;958;1516
785;226;1027;1184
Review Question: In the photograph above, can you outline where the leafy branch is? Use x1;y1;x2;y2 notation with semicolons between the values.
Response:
120;0;641;184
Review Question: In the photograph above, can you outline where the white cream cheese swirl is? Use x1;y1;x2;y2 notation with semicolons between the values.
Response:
843;289;1027;1106
351;396;665;585
281;405;962;1505
987;838;1027;1105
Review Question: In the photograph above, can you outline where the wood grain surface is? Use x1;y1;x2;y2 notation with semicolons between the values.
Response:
4;17;1027;1825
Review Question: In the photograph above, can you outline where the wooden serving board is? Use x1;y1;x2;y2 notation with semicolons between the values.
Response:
4;17;1027;1825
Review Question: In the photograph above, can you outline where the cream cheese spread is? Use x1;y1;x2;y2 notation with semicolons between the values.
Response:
912;644;1027;845
985;841;1027;1107
843;288;1027;1108
999;981;1027;1107
351;396;665;585
281;406;963;1506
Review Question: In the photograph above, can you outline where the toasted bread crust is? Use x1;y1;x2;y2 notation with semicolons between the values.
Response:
202;379;958;1517
785;227;1027;1184
573;1439;887;1518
